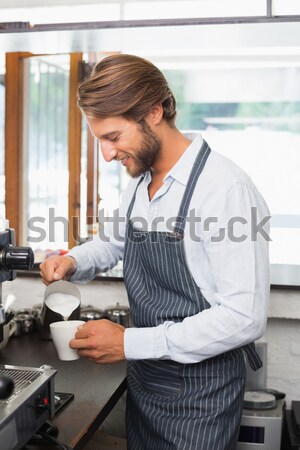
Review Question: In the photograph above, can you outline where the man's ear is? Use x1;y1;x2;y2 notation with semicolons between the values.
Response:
146;104;164;126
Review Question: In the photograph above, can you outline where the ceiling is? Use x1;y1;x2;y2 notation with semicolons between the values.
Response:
1;21;300;55
0;1;299;55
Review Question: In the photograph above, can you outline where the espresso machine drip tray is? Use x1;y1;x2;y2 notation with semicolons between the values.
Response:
0;364;56;450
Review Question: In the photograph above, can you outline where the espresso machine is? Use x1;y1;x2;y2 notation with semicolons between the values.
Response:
0;225;34;342
0;222;57;450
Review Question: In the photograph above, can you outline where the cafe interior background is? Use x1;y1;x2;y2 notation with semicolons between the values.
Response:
1;0;300;447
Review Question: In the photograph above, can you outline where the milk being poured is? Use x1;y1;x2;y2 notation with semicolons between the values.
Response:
46;293;80;320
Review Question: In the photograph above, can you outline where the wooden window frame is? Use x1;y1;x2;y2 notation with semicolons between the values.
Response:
68;53;83;248
5;52;31;245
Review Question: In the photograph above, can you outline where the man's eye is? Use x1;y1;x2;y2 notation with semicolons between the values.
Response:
109;136;119;142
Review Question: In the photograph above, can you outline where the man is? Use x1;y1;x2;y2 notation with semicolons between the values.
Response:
40;54;270;450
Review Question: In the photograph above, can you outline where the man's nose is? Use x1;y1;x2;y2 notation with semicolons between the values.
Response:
99;141;118;162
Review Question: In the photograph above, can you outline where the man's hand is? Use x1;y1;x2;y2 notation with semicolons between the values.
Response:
39;255;77;285
69;319;126;364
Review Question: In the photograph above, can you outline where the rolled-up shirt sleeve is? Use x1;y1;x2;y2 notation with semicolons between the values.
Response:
124;181;271;363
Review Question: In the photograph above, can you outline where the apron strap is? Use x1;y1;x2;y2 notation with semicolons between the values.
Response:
126;176;145;221
173;140;211;235
243;342;263;371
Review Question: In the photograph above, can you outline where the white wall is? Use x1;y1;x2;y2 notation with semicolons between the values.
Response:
260;317;300;406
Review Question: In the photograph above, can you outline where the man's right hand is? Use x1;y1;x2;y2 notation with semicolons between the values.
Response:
39;255;77;285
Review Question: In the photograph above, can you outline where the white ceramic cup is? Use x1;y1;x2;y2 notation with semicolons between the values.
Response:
50;320;85;361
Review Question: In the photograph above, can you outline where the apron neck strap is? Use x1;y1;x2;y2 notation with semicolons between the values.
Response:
173;140;211;235
126;176;144;220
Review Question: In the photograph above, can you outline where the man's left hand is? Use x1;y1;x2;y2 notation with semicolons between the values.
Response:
69;319;125;364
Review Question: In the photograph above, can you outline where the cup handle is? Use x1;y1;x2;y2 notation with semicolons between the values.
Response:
8;320;17;337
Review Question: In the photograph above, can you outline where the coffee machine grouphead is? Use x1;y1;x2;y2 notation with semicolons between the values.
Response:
0;223;34;345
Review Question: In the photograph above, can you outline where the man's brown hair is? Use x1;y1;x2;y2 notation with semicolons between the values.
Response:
77;54;177;126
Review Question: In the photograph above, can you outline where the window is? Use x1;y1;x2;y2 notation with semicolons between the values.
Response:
0;58;4;219
158;56;300;283
5;52;82;250
1;16;300;284
84;23;300;285
90;50;300;285
24;55;70;250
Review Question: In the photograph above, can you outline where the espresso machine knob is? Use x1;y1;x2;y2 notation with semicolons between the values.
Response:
0;246;34;271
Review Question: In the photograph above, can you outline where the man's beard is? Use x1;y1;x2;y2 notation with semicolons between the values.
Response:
126;120;161;178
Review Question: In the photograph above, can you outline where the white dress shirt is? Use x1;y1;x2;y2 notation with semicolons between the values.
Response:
69;134;270;364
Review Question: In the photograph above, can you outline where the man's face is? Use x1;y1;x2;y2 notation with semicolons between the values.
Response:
86;115;161;178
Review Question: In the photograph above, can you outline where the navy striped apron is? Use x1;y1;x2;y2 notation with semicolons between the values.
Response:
123;140;262;450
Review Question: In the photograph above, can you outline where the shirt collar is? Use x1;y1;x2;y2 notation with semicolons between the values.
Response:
163;133;204;186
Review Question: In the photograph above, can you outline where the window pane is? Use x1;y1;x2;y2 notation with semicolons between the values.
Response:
91;48;300;282
0;56;5;219
98;150;130;217
156;55;300;272
24;55;70;250
97;148;129;278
